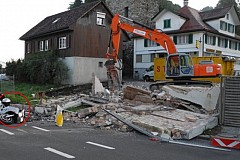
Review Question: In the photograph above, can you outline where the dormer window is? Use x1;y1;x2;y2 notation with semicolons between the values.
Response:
96;12;106;26
52;18;61;24
164;19;171;28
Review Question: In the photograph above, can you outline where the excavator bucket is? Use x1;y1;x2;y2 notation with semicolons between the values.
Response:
105;60;121;91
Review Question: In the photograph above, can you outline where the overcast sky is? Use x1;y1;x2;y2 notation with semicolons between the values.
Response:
0;0;219;64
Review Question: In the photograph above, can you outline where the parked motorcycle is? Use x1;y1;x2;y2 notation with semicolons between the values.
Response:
0;94;25;124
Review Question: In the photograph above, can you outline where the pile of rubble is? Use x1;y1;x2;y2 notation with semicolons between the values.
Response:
30;76;221;140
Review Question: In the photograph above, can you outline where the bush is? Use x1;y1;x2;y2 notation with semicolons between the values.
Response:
6;51;68;85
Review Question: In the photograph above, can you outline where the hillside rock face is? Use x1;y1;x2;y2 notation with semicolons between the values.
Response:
105;0;160;26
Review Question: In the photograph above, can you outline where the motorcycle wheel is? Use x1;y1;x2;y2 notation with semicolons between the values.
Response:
0;114;14;124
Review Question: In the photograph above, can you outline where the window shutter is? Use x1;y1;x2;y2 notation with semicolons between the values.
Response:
218;37;220;46
225;39;228;48
144;39;148;47
205;34;208;44
173;36;177;44
188;34;193;44
213;36;216;45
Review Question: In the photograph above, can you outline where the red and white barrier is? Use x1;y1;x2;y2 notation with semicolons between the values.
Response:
211;137;240;149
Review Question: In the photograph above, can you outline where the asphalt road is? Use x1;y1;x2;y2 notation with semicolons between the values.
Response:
0;121;239;160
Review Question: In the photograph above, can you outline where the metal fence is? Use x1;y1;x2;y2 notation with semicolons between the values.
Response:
220;76;240;127
0;75;15;93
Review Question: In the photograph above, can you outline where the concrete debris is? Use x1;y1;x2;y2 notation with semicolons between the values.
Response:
62;99;82;110
92;74;105;95
123;85;153;104
27;81;220;140
160;84;220;111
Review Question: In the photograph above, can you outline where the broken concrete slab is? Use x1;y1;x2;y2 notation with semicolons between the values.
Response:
161;84;220;111
92;74;105;95
62;99;82;109
115;105;218;140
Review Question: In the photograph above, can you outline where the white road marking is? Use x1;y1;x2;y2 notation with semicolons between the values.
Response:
44;147;75;159
86;141;115;150
0;129;15;135
32;126;50;132
16;128;28;133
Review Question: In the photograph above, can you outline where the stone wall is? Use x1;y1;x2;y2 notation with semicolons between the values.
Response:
105;0;161;78
105;0;160;25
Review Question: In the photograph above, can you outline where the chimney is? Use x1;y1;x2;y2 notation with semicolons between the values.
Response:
183;0;188;6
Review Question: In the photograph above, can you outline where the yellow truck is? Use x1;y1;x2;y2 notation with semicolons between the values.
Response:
153;57;235;83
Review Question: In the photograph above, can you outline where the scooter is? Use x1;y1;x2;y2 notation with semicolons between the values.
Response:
0;94;25;124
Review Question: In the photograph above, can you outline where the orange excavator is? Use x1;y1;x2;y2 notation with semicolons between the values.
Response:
105;14;222;91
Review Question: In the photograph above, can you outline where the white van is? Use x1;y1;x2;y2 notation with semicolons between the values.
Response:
142;65;154;81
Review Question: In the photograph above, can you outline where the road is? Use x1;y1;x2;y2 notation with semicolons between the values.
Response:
0;121;239;160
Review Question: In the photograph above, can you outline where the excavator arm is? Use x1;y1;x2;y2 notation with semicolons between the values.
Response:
105;14;179;91
107;14;177;62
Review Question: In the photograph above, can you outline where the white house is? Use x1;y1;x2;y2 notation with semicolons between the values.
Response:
133;4;240;78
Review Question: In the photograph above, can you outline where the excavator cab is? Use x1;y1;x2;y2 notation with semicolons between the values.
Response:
166;53;194;79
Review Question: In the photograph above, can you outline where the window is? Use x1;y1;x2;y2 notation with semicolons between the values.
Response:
39;41;44;51
226;14;229;20
124;7;129;18
136;55;142;63
98;62;103;68
228;23;234;33
151;54;155;62
58;37;67;49
136;54;154;63
173;34;193;45
44;40;49;51
218;37;228;48
220;21;227;31
205;35;216;46
220;21;234;33
26;43;31;53
229;40;238;50
142;55;151;63
144;39;159;47
164;19;171;28
96;12;106;26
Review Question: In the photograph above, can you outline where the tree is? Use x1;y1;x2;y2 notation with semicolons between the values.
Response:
215;0;237;8
201;6;214;12
68;0;83;10
158;0;181;12
85;0;100;3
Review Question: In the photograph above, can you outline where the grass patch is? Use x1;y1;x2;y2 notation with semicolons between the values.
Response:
3;82;58;106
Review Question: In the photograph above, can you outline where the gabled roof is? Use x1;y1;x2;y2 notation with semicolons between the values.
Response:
178;6;216;32
20;1;107;40
200;6;232;21
153;5;237;34
151;8;188;22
